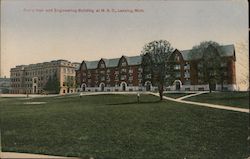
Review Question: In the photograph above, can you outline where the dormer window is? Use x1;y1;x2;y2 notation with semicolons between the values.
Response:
100;62;105;69
175;54;180;61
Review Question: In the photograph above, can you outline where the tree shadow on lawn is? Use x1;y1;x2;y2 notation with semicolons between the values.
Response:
106;100;161;106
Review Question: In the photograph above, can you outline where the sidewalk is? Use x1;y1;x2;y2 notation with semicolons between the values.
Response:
150;92;249;113
0;152;79;159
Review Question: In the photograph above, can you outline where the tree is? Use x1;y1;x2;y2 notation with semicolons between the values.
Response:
44;75;60;94
141;40;174;100
64;76;75;93
189;41;226;92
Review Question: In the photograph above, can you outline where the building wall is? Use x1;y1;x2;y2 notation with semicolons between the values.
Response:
76;57;143;92
10;60;80;94
77;48;237;92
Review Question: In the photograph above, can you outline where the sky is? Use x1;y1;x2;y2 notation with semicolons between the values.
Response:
0;0;249;88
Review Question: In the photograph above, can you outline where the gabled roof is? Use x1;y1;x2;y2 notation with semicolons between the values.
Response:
80;55;142;70
179;44;235;61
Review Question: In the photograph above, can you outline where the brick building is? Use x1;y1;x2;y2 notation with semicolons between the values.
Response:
10;60;80;94
76;44;236;92
76;55;143;92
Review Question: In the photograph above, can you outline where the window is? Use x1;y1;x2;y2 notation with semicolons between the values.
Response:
175;72;181;78
174;65;181;70
146;74;151;79
100;62;105;68
121;68;127;73
184;63;190;70
184;72;190;78
115;75;119;81
100;70;105;74
138;67;143;72
120;75;126;80
101;76;105;81
175;55;180;61
121;60;127;67
129;69;133;74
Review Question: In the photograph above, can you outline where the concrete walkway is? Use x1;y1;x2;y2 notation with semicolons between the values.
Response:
150;92;249;113
80;91;249;113
176;91;208;100
0;152;80;159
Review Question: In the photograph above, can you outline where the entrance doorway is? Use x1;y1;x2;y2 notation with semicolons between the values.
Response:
175;80;181;91
121;82;127;91
81;83;86;91
145;81;151;91
100;83;105;92
33;86;37;93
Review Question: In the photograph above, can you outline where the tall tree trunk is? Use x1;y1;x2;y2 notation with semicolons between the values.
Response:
209;81;212;93
158;83;163;100
221;80;224;92
221;76;224;92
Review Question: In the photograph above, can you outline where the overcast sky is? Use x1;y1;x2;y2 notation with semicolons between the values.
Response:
1;0;248;78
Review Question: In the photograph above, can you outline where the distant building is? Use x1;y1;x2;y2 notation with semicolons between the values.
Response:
10;60;80;94
0;77;11;94
76;44;236;92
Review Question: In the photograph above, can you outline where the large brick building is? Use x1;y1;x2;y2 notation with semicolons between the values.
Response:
10;60;80;94
76;44;236;92
76;55;143;92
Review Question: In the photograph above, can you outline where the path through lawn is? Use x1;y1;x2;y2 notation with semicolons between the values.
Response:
186;91;249;109
1;94;249;159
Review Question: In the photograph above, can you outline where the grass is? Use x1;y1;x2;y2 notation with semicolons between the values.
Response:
0;94;249;159
163;93;194;99
186;91;249;109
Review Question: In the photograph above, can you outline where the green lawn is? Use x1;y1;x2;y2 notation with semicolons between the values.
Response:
0;94;249;159
163;93;194;99
186;92;249;109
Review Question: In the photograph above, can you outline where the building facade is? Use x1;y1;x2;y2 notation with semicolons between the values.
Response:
76;55;143;92
0;77;11;94
10;60;80;94
76;44;236;92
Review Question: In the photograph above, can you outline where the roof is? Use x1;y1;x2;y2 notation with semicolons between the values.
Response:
125;55;142;65
80;55;142;70
103;58;120;67
179;44;235;61
74;64;81;70
78;44;234;70
85;60;99;69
